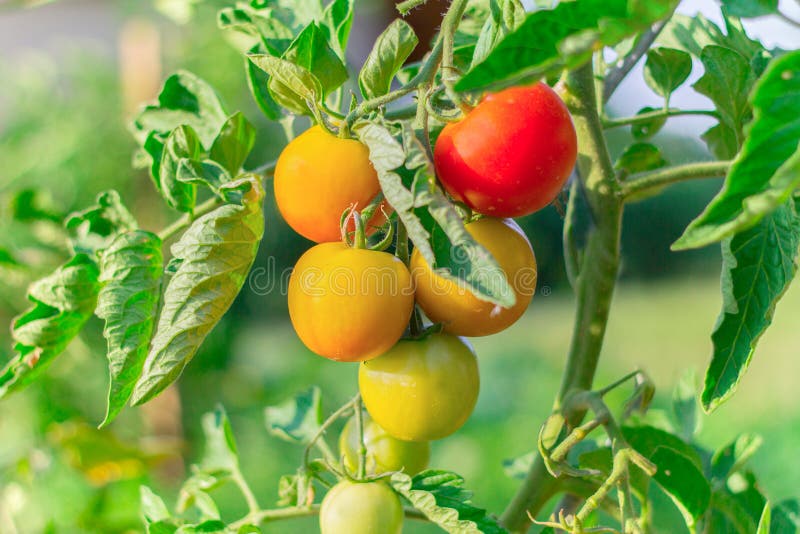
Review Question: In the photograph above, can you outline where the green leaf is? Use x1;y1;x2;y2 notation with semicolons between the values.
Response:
693;45;753;137
391;470;508;534
248;54;323;116
758;502;772;534
95;230;163;427
356;121;515;307
280;22;348;97
457;0;678;92
245;44;284;121
615;142;668;174
210;112;256;176
359;19;418;99
177;159;233;199
711;433;763;481
651;447;711;526
133;71;228;149
160;125;202;212
200;405;240;473
702;123;739;160
264;386;323;444
131;177;264;404
320;0;354;59
644;47;692;104
658;13;763;61
721;0;778;18
671;370;700;441
176;470;223;519
675;50;800;249
65;190;138;256
10;188;63;223
702;202;800;411
772;499;800;534
1;254;101;398
140;486;173;524
175;520;226;534
631;106;667;139
471;0;526;68
0;248;19;267
217;5;294;52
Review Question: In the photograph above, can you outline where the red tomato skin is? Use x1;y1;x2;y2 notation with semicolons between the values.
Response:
434;83;578;217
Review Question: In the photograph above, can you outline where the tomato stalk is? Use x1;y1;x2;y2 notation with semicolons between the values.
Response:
501;61;624;532
621;160;731;200
354;395;368;479
440;0;472;115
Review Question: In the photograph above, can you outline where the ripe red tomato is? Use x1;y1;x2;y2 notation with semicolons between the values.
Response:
434;83;577;217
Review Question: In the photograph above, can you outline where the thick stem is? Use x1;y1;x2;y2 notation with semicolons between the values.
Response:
621;160;730;200
440;0;470;112
500;61;623;533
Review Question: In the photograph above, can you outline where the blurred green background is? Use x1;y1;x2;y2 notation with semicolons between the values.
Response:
1;1;798;533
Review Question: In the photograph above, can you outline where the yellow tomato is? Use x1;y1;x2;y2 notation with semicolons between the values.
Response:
288;242;414;362
339;414;430;476
320;480;403;534
410;217;536;336
359;333;479;441
274;125;382;243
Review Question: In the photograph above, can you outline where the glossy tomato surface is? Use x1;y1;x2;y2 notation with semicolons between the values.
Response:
319;480;403;534
288;242;414;362
274;125;381;243
434;83;577;217
410;217;536;336
340;415;430;476
359;333;479;441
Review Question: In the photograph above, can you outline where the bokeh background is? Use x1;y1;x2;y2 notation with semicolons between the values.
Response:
1;0;799;532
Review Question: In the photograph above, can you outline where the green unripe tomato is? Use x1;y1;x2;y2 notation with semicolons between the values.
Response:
319;480;403;534
339;415;430;476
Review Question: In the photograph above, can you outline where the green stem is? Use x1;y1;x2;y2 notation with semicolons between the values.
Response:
500;61;623;533
157;196;221;241
395;220;410;266
602;108;719;129
396;0;430;15
354;396;367;479
232;469;261;515
303;395;358;469
621;160;731;200
440;0;469;112
230;504;430;530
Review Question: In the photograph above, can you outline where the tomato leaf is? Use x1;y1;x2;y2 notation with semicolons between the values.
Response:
771;499;800;533
758;503;772;534
133;71;228;149
200;405;241;473
95;230;163;427
711;433;763;482
700;201;800;412
280;22;348;97
644;47;692;104
0;254;101;398
358;19;418;99
177;159;233;199
217;5;294;52
721;0;778;18
674;50;800;250
631;106;668;139
131;177;264;405
356;121;516;308
650;447;711;526
210;112;256;177
671;370;700;441
159;125;202;213
176;471;223;519
65;190;138;256
140;486;175;526
248;53;323;116
320;0;354;60
456;0;678;92
391;470;508;534
693;45;753;140
264;386;323;444
471;0;526;68
702;122;739;160
615;142;668;174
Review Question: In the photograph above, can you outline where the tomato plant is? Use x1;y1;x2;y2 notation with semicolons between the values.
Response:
2;0;800;533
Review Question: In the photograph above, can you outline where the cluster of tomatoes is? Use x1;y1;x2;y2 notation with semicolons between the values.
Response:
275;83;577;533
